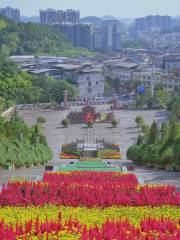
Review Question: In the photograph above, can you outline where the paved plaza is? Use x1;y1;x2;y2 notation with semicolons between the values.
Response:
0;106;180;190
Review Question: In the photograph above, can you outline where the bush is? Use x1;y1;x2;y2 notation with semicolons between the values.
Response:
135;116;144;128
37;116;46;124
160;147;174;165
127;145;143;162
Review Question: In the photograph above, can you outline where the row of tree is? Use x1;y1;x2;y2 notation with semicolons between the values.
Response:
127;116;180;171
0;111;52;168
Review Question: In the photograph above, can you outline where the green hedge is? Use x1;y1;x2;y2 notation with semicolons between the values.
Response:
0;138;53;168
127;143;180;170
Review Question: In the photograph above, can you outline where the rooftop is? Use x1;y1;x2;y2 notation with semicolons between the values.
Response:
81;69;102;73
54;64;82;70
28;68;55;74
104;58;127;65
114;62;139;69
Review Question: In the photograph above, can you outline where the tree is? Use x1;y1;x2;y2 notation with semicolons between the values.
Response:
49;79;78;103
0;15;93;57
104;80;111;96
141;124;150;133
0;97;5;113
155;90;169;109
174;138;180;163
135;116;145;128
148;121;159;144
167;94;180;118
161;122;169;143
137;135;143;145
135;95;147;108
167;117;179;145
171;96;180;118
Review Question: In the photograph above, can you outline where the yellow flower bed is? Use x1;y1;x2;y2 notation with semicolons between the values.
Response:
0;205;179;227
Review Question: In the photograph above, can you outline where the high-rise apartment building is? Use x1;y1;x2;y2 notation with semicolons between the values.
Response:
40;9;80;25
0;7;20;23
102;20;121;51
55;23;93;50
66;9;80;24
135;15;173;32
93;26;103;51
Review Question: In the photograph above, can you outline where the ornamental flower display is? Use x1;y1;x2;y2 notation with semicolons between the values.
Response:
60;152;80;159
0;172;179;239
0;212;180;239
0;172;179;207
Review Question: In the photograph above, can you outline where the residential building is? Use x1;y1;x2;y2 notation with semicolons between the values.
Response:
161;73;180;92
40;9;58;25
40;9;80;25
66;9;80;24
102;20;122;51
0;7;20;23
12;55;105;100
55;23;93;50
133;66;162;88
92;26;103;51
28;69;63;80
162;54;180;71
103;59;139;82
134;15;173;33
77;69;105;100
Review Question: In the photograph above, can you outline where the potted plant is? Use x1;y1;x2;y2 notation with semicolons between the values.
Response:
111;118;118;128
61;118;70;128
87;120;93;128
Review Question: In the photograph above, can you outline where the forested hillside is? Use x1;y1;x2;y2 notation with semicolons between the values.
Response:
0;15;92;57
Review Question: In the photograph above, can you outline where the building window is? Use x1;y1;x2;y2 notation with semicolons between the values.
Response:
88;82;91;87
87;77;90;80
88;88;91;93
96;81;99;85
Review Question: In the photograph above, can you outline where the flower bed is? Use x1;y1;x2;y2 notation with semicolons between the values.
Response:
60;149;82;159
98;149;121;159
0;172;179;207
0;213;180;239
60;152;80;159
0;172;179;239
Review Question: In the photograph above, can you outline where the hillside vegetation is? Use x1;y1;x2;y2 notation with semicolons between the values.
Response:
0;15;93;57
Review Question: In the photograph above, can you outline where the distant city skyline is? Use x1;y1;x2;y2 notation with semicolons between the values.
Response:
0;0;179;18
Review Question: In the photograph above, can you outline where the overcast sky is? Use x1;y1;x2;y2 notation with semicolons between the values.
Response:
0;0;179;18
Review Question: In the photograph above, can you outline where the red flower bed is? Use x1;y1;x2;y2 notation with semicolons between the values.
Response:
0;215;180;239
44;172;138;187
0;172;179;207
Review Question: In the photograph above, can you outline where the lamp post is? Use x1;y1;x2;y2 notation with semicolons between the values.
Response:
63;90;68;110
